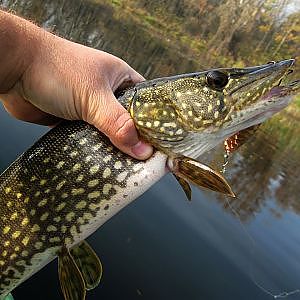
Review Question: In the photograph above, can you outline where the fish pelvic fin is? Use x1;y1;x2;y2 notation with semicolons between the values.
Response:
169;155;235;198
58;246;86;300
70;241;103;291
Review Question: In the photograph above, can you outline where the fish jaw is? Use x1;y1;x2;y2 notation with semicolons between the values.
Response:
221;78;300;140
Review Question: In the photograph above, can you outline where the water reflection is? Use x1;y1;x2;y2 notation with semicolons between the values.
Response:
212;119;300;222
1;0;300;299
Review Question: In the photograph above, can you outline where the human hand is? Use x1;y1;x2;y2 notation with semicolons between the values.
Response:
0;12;153;160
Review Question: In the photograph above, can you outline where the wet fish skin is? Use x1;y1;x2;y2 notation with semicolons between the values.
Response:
0;121;168;297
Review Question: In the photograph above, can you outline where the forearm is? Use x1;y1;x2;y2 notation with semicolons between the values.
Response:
0;10;42;93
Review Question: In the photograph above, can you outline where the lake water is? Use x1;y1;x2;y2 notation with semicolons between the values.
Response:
1;0;300;299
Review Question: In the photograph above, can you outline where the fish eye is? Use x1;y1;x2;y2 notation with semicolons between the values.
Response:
206;71;229;90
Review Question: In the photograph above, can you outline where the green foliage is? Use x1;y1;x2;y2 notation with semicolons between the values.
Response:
111;0;121;6
262;99;300;152
294;94;300;109
144;14;158;26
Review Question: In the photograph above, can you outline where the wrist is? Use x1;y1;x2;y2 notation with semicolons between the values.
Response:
0;11;43;93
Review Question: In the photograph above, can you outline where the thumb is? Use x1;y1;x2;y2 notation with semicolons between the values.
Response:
86;89;153;160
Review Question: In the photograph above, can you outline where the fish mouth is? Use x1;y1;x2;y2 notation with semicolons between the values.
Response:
262;79;300;99
229;59;295;81
222;72;299;140
225;59;295;101
203;59;297;136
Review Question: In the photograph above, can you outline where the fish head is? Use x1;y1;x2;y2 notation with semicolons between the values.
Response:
130;59;297;158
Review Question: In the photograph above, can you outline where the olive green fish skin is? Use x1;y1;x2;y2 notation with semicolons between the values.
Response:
0;121;166;296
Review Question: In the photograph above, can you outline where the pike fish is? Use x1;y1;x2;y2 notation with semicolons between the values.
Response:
0;59;298;300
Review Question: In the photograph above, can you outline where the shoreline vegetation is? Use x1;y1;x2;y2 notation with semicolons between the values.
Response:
97;0;299;70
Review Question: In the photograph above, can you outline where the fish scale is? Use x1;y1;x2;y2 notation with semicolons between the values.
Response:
0;121;167;296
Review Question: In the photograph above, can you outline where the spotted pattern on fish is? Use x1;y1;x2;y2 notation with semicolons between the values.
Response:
130;78;226;145
0;121;166;295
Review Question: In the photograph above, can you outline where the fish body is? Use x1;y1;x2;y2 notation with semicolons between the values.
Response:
0;122;167;297
0;59;298;299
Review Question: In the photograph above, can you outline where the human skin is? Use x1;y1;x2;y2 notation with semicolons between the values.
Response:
0;10;153;160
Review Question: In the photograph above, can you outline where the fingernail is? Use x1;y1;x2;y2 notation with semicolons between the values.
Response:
131;141;153;159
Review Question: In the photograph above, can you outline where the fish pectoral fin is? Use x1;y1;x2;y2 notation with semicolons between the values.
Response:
173;174;192;201
170;156;235;197
2;293;14;300
70;240;103;291
58;246;86;300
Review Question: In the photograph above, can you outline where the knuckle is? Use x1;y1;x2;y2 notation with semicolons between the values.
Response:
83;91;100;122
81;88;107;125
114;112;137;146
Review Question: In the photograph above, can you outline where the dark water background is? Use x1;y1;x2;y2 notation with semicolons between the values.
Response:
1;0;300;299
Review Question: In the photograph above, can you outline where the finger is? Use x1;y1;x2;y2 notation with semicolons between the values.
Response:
126;67;145;84
86;90;153;160
0;92;61;126
114;68;145;99
110;64;145;93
